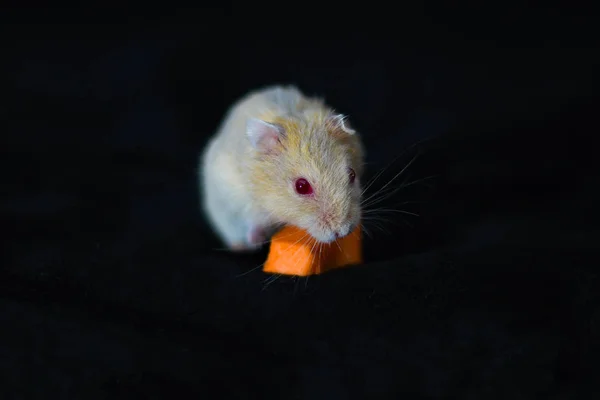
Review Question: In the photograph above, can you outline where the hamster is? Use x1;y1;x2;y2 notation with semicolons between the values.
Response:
199;84;365;251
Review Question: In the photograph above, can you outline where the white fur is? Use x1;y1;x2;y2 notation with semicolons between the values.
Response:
199;85;304;248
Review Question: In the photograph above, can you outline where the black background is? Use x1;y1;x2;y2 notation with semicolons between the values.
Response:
2;4;599;399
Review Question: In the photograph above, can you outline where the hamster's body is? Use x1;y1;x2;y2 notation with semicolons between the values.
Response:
200;85;364;251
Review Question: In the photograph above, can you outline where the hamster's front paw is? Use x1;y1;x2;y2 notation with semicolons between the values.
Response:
230;243;253;252
226;225;271;252
247;225;268;248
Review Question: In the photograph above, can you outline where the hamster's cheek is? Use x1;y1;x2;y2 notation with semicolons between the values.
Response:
348;202;361;221
287;213;312;231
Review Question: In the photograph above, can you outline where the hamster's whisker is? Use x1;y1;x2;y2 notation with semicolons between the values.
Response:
285;234;313;277
264;234;309;288
361;163;392;197
363;208;420;217
360;152;420;205
295;239;316;277
235;261;268;278
318;243;324;274
260;233;310;291
292;275;302;297
360;136;432;197
310;240;319;271
362;214;414;230
272;229;306;243
361;174;437;209
362;207;420;229
363;198;423;210
360;158;419;206
363;210;418;229
288;232;312;262
282;231;311;254
335;237;343;254
361;219;392;234
360;224;374;239
361;187;402;209
261;273;282;291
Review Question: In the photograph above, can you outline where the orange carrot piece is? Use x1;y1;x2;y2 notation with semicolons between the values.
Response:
262;225;362;276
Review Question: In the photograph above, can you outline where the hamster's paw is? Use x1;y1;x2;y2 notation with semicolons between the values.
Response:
225;227;266;252
247;225;268;248
225;225;272;252
229;243;256;252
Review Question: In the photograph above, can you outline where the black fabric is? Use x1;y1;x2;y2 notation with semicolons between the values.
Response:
2;5;599;399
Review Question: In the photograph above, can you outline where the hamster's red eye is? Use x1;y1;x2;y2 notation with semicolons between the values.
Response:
348;168;356;184
295;178;313;196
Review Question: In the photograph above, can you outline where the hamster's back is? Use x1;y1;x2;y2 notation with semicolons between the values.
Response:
234;84;307;122
209;85;312;152
261;85;305;114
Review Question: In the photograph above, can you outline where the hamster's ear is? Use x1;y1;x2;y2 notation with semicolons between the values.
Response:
246;118;285;153
326;113;356;135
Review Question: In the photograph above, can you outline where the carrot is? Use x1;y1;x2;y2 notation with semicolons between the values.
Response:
263;225;362;276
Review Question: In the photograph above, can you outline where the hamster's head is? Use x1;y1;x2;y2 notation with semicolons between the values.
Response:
246;111;365;243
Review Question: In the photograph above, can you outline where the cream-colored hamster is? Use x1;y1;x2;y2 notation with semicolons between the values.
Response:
199;84;365;251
